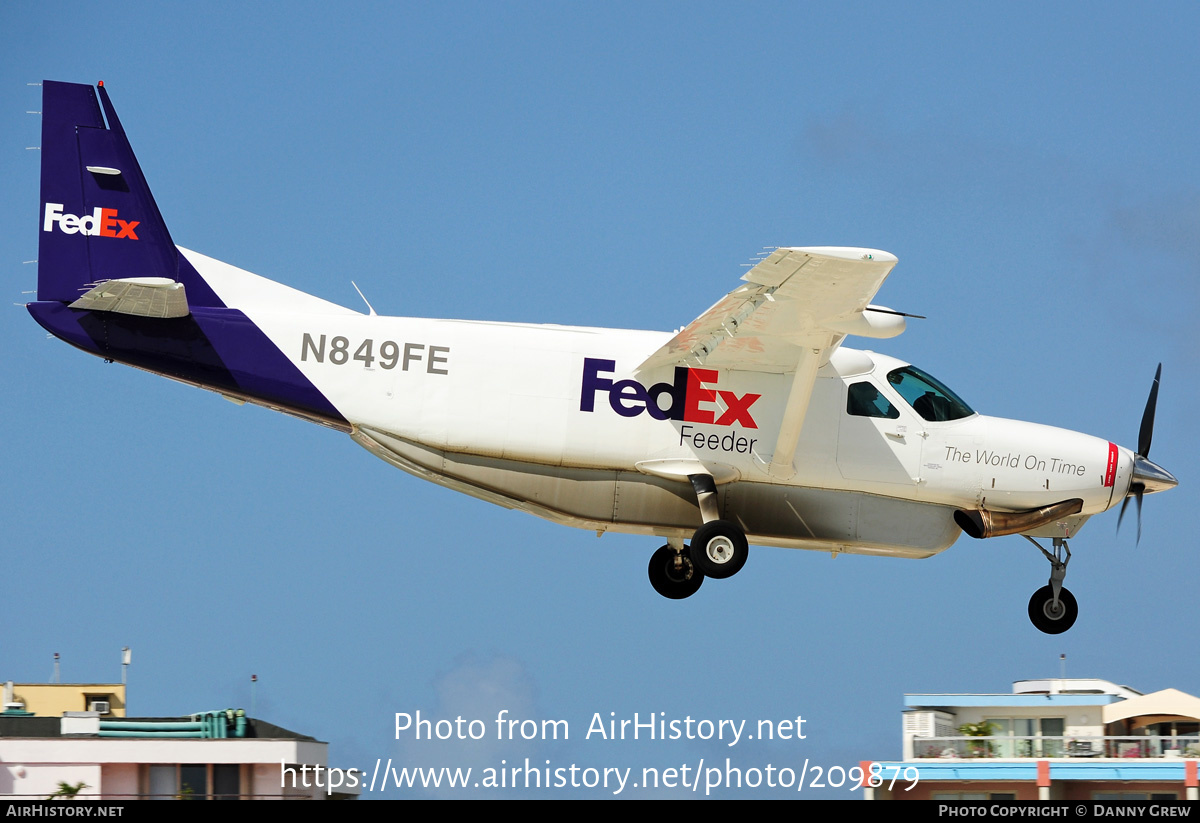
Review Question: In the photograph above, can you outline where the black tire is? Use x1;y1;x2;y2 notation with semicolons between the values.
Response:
1027;585;1078;634
688;520;749;580
648;544;704;599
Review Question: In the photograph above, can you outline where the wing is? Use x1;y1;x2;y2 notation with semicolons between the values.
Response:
638;246;901;373
637;247;904;479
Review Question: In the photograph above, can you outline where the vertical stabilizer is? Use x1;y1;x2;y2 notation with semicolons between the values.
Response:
37;81;222;306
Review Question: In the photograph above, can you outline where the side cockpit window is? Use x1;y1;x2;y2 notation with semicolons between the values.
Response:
887;366;974;422
847;382;899;419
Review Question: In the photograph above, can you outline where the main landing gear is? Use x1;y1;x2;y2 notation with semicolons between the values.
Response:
690;520;749;579
1023;535;1078;634
647;521;750;600
647;473;751;600
648;544;704;599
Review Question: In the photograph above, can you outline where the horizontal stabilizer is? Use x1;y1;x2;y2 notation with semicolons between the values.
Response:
69;277;189;319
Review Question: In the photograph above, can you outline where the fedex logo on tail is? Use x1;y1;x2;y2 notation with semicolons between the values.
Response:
43;203;140;239
580;358;760;428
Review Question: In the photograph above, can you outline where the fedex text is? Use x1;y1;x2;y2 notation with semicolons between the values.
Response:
580;358;759;428
43;203;139;239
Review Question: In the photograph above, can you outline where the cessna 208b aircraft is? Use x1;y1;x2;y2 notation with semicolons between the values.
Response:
28;81;1178;633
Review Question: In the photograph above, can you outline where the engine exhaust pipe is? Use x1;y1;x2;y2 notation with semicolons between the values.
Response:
954;499;1084;540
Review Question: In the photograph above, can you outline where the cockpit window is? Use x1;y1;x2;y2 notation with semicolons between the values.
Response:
887;366;975;421
847;382;899;419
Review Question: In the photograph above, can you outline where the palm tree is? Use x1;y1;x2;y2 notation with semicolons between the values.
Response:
47;781;88;800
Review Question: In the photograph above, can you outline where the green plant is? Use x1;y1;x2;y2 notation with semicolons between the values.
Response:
47;781;88;800
957;721;999;758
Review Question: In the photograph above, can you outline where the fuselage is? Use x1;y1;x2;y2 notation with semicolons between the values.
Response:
29;247;1135;561
207;265;1131;559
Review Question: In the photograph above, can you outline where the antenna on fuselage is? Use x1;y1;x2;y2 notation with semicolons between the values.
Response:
350;281;377;316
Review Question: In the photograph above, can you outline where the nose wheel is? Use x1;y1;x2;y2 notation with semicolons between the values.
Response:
1023;535;1078;634
1028;585;1078;634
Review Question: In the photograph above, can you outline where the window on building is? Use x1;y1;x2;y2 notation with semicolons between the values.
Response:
983;716;1066;757
933;792;1016;801
1039;717;1064;757
143;764;242;800
212;765;240;800
933;792;989;801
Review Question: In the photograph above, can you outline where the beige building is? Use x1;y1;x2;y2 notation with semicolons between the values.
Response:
4;681;126;717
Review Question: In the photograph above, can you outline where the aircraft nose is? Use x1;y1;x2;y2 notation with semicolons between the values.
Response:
1131;454;1177;495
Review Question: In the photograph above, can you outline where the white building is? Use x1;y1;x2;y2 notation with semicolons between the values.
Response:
0;711;358;800
870;677;1200;801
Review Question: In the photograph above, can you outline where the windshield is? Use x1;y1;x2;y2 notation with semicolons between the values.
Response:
886;365;975;422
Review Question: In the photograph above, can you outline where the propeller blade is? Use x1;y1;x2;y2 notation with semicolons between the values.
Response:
1137;363;1161;458
1119;366;1167;545
1117;481;1146;539
1135;489;1144;546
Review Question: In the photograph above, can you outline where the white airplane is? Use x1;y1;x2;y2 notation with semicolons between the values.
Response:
29;81;1177;633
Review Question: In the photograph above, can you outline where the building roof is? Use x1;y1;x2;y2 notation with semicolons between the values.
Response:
905;693;1123;709
0;715;316;741
1103;688;1200;726
904;678;1143;710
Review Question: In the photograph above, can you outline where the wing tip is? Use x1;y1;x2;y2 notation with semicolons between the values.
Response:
784;246;897;264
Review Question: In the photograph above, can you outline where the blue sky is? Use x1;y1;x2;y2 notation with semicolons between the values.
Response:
2;2;1197;798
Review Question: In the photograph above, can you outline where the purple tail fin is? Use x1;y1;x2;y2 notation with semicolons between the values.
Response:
37;81;222;306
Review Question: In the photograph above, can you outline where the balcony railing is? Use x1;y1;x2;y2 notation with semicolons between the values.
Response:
912;735;1200;759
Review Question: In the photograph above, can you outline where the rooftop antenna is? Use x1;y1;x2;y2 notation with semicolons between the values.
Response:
1059;653;1066;680
52;652;60;684
250;674;257;716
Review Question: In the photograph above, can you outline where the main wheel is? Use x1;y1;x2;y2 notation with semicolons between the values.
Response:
688;520;749;580
1027;585;1078;634
648;545;704;599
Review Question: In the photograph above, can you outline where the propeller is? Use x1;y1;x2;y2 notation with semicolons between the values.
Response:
1117;364;1171;544
1116;478;1144;544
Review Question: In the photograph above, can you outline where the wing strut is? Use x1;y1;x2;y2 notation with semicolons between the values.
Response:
759;343;825;480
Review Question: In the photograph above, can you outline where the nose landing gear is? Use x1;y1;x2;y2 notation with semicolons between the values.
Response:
1028;585;1078;634
1023;535;1078;634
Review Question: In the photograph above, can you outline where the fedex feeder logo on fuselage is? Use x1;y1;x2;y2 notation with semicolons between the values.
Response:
580;358;760;428
43;203;140;239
